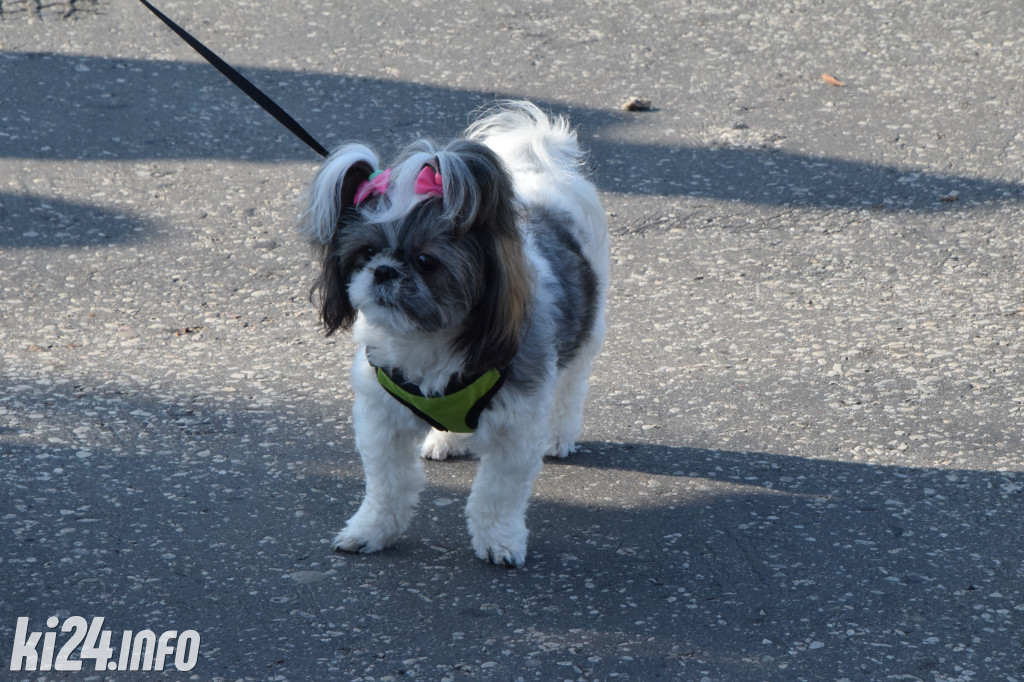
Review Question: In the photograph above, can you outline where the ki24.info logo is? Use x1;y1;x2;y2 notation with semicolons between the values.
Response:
10;616;199;672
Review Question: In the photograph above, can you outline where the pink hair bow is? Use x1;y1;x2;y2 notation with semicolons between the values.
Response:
353;168;391;205
414;165;444;197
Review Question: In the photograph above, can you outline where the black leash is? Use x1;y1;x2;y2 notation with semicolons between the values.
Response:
137;0;329;158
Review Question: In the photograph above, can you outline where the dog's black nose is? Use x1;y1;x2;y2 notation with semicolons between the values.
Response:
373;265;400;284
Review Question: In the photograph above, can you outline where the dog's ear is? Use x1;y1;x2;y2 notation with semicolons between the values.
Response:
298;143;379;245
300;144;379;335
310;240;356;336
440;141;532;372
455;227;532;373
433;140;517;237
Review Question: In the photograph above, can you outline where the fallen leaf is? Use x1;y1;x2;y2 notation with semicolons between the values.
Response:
821;73;846;87
621;96;653;111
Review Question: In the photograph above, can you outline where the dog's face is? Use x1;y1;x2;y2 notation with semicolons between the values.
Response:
337;200;487;336
301;139;532;372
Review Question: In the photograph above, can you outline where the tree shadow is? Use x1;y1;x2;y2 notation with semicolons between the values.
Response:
495;440;1023;677
3;51;1023;213
1;372;1021;677
0;191;153;247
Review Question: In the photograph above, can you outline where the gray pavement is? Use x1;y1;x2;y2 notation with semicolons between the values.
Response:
2;1;1023;680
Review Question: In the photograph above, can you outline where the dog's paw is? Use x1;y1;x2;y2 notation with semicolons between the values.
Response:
469;521;528;568
544;437;576;459
473;537;527;568
330;517;400;554
479;542;527;568
420;430;470;461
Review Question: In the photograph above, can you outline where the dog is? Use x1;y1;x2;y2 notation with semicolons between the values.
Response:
298;101;608;566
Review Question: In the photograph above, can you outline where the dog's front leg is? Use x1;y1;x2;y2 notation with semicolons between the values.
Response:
465;434;544;568
332;393;427;554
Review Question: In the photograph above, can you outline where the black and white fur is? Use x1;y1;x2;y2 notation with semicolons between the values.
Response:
299;102;608;567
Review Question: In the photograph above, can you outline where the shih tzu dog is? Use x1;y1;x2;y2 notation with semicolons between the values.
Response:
298;101;608;567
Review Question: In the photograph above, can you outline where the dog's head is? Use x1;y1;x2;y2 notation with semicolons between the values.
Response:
299;138;531;372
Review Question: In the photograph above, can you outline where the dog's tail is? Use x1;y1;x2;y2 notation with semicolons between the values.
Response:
467;101;608;277
467;101;583;180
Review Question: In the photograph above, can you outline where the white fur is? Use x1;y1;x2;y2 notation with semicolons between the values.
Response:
468;102;610;287
300;143;380;244
323;102;608;566
362;141;487;230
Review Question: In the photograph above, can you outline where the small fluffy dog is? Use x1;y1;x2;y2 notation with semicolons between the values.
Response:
299;102;608;567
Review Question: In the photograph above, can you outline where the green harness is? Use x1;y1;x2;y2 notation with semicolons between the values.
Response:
371;360;505;434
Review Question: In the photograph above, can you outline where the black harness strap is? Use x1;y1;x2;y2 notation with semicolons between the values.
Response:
137;0;329;159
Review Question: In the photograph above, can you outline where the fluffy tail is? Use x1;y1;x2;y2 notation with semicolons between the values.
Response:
467;101;608;277
466;101;584;179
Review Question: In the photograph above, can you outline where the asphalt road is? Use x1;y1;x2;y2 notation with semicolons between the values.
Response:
2;1;1023;680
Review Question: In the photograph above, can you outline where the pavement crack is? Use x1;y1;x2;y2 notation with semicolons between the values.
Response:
724;527;771;592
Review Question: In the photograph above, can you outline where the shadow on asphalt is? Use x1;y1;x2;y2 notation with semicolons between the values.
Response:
1;374;1021;675
3;51;1023;247
539;440;1021;585
0;191;154;248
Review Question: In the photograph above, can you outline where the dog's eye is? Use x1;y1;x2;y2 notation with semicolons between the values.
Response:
361;245;377;260
414;253;440;273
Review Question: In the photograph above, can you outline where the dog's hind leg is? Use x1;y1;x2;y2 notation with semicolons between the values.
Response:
420;429;471;461
545;352;594;459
